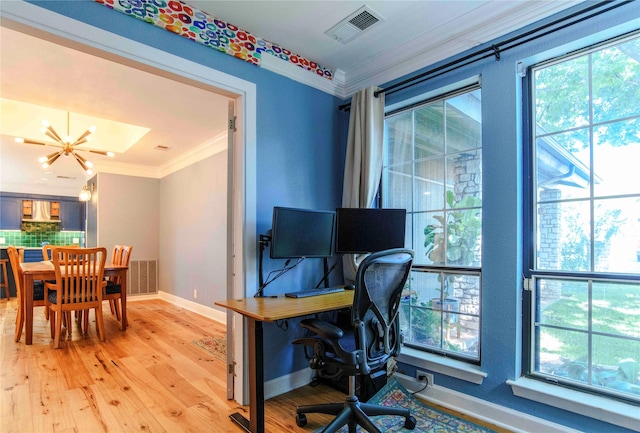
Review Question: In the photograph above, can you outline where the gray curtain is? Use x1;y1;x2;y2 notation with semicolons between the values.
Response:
342;86;385;283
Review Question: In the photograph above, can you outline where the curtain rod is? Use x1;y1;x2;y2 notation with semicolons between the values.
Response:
338;0;629;112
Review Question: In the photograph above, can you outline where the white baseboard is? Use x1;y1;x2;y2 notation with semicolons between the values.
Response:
265;367;315;400
127;293;160;302
393;373;581;433
156;291;227;324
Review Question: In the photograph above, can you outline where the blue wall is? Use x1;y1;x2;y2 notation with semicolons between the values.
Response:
382;2;639;432
25;1;639;431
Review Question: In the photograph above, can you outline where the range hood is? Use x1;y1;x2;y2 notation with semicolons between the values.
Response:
31;200;52;221
21;199;61;232
23;200;60;222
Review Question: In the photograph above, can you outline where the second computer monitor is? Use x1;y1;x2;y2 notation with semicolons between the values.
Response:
335;208;406;254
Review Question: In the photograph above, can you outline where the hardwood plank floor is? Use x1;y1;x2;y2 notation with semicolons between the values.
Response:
0;298;344;433
1;298;509;432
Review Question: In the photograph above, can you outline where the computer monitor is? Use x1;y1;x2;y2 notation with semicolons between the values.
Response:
335;208;406;254
269;207;336;259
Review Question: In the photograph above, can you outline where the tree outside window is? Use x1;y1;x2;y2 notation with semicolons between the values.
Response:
530;33;640;402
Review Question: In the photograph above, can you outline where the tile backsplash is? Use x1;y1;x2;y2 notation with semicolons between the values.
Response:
0;229;85;247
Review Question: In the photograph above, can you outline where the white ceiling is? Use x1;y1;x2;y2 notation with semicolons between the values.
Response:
0;1;579;196
189;0;579;94
0;24;232;196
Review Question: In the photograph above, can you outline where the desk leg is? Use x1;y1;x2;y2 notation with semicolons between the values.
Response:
120;270;128;330
229;317;264;433
23;274;34;345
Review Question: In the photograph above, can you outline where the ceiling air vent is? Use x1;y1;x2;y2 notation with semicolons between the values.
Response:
325;6;383;44
154;145;171;151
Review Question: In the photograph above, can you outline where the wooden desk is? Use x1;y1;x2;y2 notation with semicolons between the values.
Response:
20;261;129;345
215;290;354;433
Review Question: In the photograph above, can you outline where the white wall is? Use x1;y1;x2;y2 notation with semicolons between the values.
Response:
159;152;227;309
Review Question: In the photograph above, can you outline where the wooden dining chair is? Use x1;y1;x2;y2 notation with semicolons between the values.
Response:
43;244;80;261
45;244;83;327
7;246;47;342
42;244;54;261
105;245;132;322
106;245;123;316
80;245;131;331
45;247;107;349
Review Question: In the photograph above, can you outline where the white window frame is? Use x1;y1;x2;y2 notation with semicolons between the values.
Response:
525;31;640;405
383;83;483;364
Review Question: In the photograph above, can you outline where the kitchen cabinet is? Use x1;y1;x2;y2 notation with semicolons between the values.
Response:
22;200;33;217
60;201;84;231
23;248;44;262
0;196;21;230
51;201;60;217
1;194;84;231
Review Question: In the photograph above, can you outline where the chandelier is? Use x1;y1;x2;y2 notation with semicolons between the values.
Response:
14;112;114;174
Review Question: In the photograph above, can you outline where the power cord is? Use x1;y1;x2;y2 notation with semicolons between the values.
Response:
254;257;304;297
412;374;430;395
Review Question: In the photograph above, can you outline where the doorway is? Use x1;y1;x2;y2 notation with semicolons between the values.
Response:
1;1;257;405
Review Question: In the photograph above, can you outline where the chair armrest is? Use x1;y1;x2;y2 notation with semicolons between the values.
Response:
300;318;344;341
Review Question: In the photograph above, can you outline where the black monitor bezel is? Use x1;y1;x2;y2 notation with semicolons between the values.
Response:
335;207;407;254
269;206;336;259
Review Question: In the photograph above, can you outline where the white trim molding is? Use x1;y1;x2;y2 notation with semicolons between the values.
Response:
397;347;488;385
508;377;640;432
260;54;346;98
393;373;583;433
157;290;227;324
264;367;315;400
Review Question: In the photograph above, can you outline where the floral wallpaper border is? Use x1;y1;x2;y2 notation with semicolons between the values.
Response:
94;0;335;80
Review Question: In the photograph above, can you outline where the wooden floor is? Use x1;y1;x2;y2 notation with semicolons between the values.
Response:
1;298;509;433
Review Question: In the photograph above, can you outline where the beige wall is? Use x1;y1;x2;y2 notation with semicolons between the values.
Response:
159;152;227;308
84;153;227;307
93;173;160;261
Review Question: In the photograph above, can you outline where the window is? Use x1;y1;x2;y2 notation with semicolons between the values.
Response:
383;86;482;362
528;33;640;402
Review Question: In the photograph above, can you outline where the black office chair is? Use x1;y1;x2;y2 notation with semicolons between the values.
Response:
293;248;416;433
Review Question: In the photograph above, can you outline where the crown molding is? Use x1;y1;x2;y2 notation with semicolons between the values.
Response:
259;1;581;100
341;1;581;97
159;131;228;177
260;54;347;99
0;180;82;197
95;131;228;179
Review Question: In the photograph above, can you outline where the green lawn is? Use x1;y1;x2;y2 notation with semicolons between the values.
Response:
538;279;640;391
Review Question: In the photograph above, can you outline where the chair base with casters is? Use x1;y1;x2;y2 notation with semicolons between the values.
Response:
293;248;416;433
295;375;416;433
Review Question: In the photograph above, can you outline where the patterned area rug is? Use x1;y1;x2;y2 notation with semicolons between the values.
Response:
313;377;497;433
192;336;226;361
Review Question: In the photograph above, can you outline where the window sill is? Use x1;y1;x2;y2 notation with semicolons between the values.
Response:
397;347;487;384
507;377;640;431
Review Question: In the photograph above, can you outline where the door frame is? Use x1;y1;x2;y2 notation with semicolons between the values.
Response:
1;1;257;405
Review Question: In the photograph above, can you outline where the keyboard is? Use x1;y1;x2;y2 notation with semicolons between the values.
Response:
285;287;345;298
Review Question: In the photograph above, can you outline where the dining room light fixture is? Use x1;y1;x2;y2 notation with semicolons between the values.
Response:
14;112;114;174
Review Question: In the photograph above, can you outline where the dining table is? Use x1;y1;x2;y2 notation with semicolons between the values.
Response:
20;260;129;345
